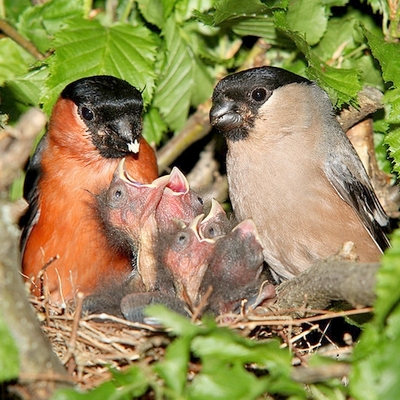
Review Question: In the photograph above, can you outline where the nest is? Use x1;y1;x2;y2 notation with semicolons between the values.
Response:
30;293;370;392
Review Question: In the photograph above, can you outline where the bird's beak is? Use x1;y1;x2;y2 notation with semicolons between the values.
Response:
210;100;243;131
109;117;141;154
202;199;225;224
189;214;215;243
118;158;169;189
232;219;262;245
127;140;140;153
165;167;189;195
199;199;227;240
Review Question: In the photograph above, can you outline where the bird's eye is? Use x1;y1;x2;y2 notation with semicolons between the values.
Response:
207;226;216;237
107;183;126;207
251;88;267;102
197;196;204;206
176;232;189;247
81;106;94;121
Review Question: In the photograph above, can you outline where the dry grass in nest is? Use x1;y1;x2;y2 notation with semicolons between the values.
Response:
30;294;371;391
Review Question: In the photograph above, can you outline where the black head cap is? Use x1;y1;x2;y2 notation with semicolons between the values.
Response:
210;66;311;141
61;75;144;158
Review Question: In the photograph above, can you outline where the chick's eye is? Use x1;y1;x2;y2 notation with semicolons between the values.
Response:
176;232;189;248
81;106;94;121
107;184;126;207
251;88;267;102
207;226;216;237
114;189;122;199
197;196;204;206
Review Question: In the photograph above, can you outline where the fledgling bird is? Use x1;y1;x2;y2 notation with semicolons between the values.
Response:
97;158;170;265
97;162;204;291
83;208;210;320
21;75;158;303
155;215;216;304
210;66;390;282
199;219;275;316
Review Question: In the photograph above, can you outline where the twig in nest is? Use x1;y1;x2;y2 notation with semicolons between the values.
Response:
66;292;84;375
291;362;351;384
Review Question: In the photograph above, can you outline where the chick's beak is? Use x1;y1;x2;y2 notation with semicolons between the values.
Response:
166;167;189;195
118;158;169;189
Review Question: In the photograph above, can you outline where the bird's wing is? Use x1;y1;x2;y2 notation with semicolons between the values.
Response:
324;148;390;252
19;135;47;252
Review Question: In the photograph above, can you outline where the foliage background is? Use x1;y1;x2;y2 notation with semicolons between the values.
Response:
1;0;400;398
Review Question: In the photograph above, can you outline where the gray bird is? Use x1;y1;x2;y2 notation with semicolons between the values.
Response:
210;66;390;282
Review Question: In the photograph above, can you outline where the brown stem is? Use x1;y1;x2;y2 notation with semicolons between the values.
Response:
0;19;45;60
275;259;379;315
156;100;212;173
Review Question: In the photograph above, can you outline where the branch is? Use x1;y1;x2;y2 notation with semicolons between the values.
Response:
337;86;384;132
0;19;46;60
156;100;211;173
0;108;46;192
0;202;72;398
274;258;379;315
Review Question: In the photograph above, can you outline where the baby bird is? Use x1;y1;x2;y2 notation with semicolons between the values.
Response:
199;219;275;316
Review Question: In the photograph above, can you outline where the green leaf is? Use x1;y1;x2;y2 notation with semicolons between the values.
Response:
188;361;269;400
364;27;400;87
152;17;195;131
384;115;400;174
191;53;214;106
154;336;191;395
137;0;168;29
144;305;200;336
374;131;393;175
274;10;361;107
309;383;347;400
374;229;400;327
4;0;32;23
350;228;400;399
53;381;117;399
0;38;35;86
0;311;19;382
366;0;390;17
18;0;85;53
234;18;294;47
190;328;304;398
6;66;48;106
350;325;400;400
175;0;215;22
191;329;291;374
110;366;150;397
286;0;328;46
143;107;168;144
42;18;158;113
211;0;286;25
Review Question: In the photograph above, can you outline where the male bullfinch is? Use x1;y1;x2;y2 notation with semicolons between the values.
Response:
21;75;158;303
